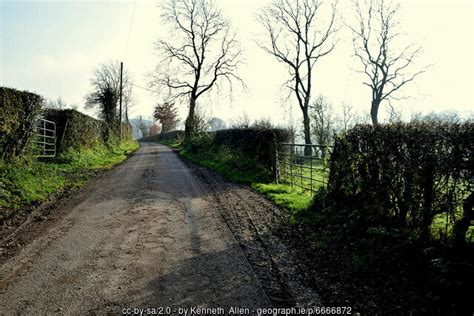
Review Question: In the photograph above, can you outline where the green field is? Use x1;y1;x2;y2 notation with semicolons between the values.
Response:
277;158;329;192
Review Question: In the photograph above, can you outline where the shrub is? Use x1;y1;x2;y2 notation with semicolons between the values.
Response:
304;122;474;315
186;132;214;154
327;122;473;245
213;128;291;171
139;130;185;143
164;128;291;183
44;109;102;153
43;109;134;154
1;87;44;161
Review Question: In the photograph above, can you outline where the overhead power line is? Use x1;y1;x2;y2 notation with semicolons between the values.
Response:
125;0;137;58
131;83;155;93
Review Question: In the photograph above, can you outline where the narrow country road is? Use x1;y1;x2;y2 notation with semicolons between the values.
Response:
0;143;319;314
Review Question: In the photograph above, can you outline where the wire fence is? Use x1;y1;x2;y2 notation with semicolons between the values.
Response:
32;118;56;158
276;143;333;193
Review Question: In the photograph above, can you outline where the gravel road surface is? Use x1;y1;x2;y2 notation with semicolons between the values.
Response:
0;143;319;314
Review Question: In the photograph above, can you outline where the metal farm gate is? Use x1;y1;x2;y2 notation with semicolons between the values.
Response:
275;143;333;192
32;118;56;158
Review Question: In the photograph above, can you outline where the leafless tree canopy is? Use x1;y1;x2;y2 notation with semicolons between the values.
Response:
135;115;149;138
349;0;427;124
45;97;68;110
310;95;336;158
86;61;132;128
150;0;243;140
410;110;462;124
230;112;251;129
257;0;338;149
123;84;134;124
339;102;359;132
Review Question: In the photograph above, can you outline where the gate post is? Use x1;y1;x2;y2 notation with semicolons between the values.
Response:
274;139;279;183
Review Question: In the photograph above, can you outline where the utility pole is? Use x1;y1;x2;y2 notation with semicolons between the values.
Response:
119;61;123;140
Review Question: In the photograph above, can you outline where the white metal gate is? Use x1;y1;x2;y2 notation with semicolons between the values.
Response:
32;118;56;158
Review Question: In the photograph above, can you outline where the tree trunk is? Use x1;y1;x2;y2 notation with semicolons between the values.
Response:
371;100;380;125
184;96;197;143
302;109;312;156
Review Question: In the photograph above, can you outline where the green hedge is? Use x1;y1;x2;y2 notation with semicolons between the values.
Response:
142;128;290;182
0;86;134;160
181;128;290;182
327;122;474;245
44;109;134;154
139;130;185;143
211;128;290;171
141;128;290;171
0;87;44;161
44;109;102;153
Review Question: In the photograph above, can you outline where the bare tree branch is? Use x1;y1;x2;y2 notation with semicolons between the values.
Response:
256;0;338;148
150;0;243;141
86;61;133;134
349;0;429;124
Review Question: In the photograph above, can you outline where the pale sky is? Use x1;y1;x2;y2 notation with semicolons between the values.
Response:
1;0;473;126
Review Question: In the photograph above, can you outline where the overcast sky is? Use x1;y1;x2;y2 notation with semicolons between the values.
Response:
1;0;473;125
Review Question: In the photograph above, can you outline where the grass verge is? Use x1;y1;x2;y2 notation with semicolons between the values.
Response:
0;140;138;209
161;137;473;315
251;183;313;215
161;139;315;214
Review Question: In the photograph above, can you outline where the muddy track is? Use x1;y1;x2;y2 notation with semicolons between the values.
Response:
0;143;320;314
185;160;321;308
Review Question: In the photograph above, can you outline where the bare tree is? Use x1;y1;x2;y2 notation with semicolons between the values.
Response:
410;110;461;124
257;0;338;153
45;97;68;110
349;0;428;125
230;112;251;129
387;103;402;123
85;61;132;135
150;0;243;142
123;85;134;124
310;95;336;158
339;102;359;132
136;115;149;138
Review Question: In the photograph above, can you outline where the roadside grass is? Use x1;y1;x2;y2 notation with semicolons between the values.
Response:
180;148;269;184
0;140;138;209
251;183;313;215
161;140;317;214
162;133;473;315
163;139;474;242
430;209;474;243
278;162;328;193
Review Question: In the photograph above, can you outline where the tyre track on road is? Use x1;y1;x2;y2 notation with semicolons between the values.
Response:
188;159;321;308
0;143;273;314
